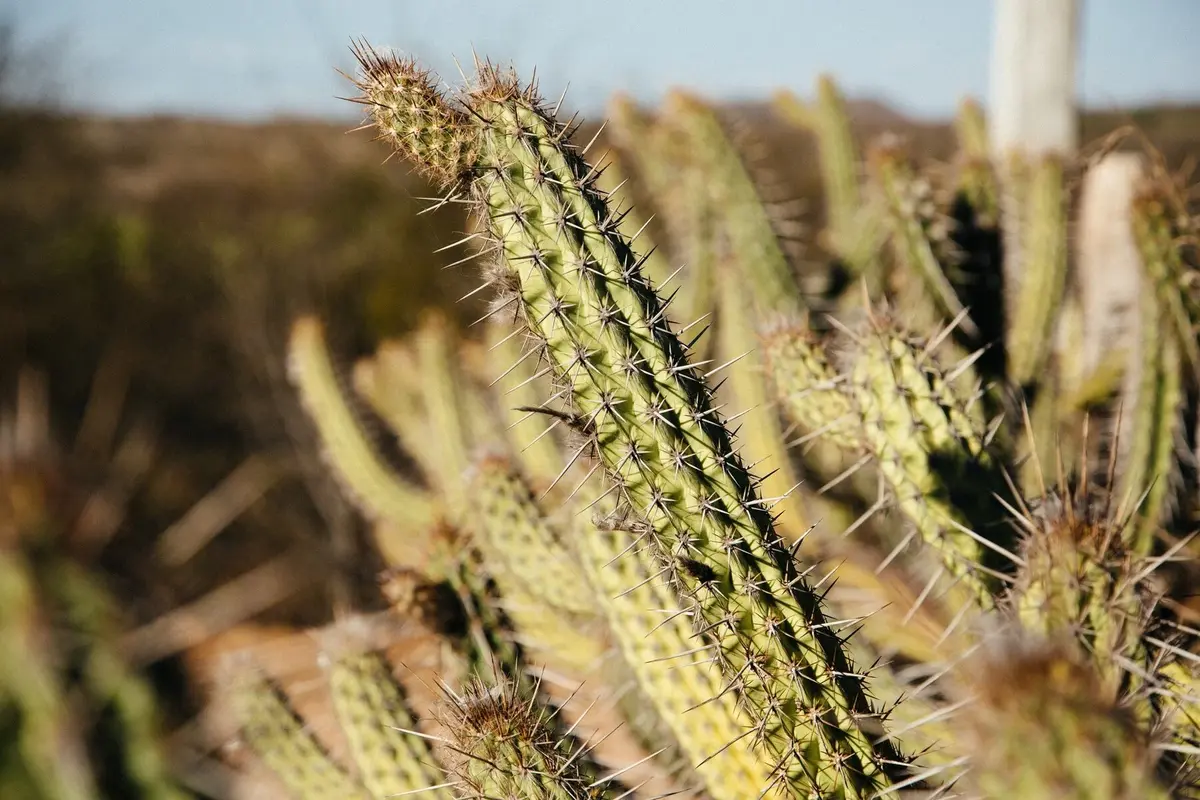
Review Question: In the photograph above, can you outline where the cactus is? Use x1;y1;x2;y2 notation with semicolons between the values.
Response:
440;678;611;800
213;40;1200;800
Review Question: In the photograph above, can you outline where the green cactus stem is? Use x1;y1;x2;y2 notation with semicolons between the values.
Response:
223;656;369;800
845;320;1005;609
760;321;863;453
774;76;885;288
319;620;454;800
869;141;976;343
352;50;908;797
1117;280;1184;557
287;315;437;532
576;516;779;800
1003;154;1070;388
1131;173;1200;383
444;457;603;685
440;678;613;800
1008;492;1154;702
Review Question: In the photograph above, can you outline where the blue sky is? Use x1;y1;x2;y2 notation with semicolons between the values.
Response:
10;0;1200;121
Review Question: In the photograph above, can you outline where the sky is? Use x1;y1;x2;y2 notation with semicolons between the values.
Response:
8;0;1200;121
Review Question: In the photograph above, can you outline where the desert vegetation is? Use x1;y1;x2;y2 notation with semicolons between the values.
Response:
3;20;1200;800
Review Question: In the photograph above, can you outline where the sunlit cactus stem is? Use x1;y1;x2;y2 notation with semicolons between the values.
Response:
576;518;779;800
350;47;908;797
441;678;612;800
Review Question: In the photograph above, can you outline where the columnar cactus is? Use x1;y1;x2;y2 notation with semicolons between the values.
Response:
217;39;1200;800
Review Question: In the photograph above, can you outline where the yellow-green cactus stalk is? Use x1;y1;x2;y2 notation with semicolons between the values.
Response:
1118;176;1192;554
774;76;885;287
577;517;780;800
464;456;596;620
352;49;907;797
759;321;863;453
1004;155;1070;387
223;655;369;800
845;321;1002;609
440;677;613;800
463;457;606;676
869;141;975;342
1119;287;1183;557
662;90;804;317
318;619;454;800
1008;492;1153;701
287;315;437;533
1130;172;1200;382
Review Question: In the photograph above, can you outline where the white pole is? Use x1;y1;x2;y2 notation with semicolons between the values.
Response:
988;0;1081;159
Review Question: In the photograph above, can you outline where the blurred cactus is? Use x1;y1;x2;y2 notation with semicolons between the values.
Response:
0;369;191;799
209;41;1200;800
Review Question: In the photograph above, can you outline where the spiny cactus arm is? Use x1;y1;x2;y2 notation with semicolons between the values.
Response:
222;656;369;800
1004;154;1070;387
1131;174;1200;382
353;49;904;796
869;143;977;340
759;321;864;452
1007;499;1152;700
0;552;98;800
775;77;884;285
465;455;596;618
847;325;999;608
576;518;778;800
460;457;604;679
1118;281;1184;557
810;75;862;251
463;69;901;797
440;678;614;800
348;39;478;191
663;90;806;317
287;315;439;532
320;626;454;800
952;641;1170;800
